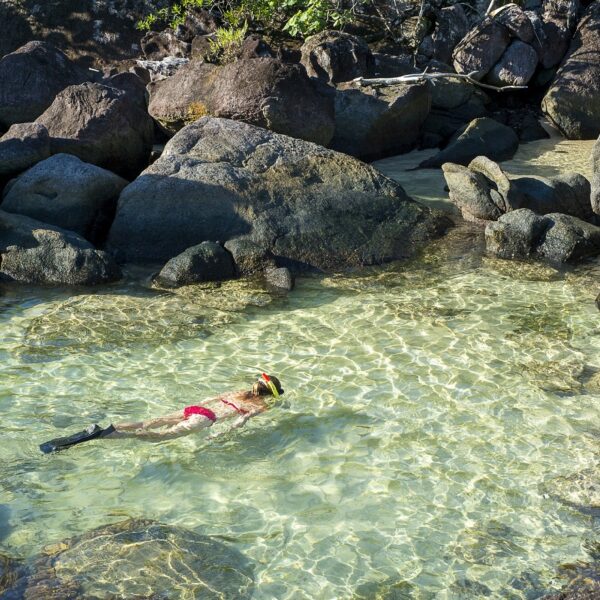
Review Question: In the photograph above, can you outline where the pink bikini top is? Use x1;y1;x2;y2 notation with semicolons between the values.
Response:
183;398;249;422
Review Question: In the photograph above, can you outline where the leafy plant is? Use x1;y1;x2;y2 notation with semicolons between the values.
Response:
208;21;249;63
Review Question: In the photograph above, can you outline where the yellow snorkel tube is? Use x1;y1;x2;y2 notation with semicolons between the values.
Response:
261;373;280;398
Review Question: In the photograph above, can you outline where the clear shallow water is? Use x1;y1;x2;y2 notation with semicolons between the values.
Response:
1;139;599;599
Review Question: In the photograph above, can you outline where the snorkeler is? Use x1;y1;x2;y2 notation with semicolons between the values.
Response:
39;374;284;454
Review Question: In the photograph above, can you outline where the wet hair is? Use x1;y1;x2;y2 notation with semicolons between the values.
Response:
252;375;284;397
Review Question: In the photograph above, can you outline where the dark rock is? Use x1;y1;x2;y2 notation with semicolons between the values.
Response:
419;118;518;168
331;82;431;160
538;0;581;69
155;241;236;287
104;72;148;109
0;41;88;128
486;40;539;87
191;34;215;60
141;29;191;61
493;4;535;43
370;53;415;78
539;212;600;262
300;30;373;84
0;3;32;59
223;239;275;275
419;5;470;64
542;3;600;139
445;156;593;222
148;58;335;145
36;82;154;178
0;210;121;286
422;88;489;142
452;14;511;79
429;78;475;111
107;117;448;268
239;35;273;60
485;208;551;258
0;123;50;179
512;172;593;221
486;209;600;262
178;8;221;40
518;113;550;142
264;267;294;291
1;154;127;244
442;162;506;222
129;64;151;85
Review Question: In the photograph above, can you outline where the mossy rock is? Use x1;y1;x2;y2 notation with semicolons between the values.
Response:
3;519;254;599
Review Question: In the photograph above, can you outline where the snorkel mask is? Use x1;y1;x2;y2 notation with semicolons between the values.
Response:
261;373;280;398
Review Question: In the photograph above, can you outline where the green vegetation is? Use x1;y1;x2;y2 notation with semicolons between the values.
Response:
136;0;355;38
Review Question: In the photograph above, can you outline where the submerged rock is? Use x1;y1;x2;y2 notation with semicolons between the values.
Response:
108;117;449;268
3;519;255;599
264;266;294;291
0;210;120;286
592;135;600;215
420;118;518;168
0;123;50;179
543;467;600;514
36;82;154;178
1;154;127;244
0;41;88;128
542;3;600;139
155;241;236;287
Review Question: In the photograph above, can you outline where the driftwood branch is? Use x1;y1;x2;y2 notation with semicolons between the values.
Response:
352;71;528;92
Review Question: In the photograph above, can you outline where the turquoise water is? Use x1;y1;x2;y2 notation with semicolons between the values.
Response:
1;139;599;598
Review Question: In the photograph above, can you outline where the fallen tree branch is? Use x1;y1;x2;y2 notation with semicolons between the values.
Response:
352;71;528;92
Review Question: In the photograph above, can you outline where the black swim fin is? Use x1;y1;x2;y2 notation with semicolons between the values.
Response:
40;424;115;454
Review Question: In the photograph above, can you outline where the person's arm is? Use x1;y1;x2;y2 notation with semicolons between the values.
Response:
207;407;263;441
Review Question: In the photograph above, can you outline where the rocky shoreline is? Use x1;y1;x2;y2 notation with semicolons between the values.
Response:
0;0;598;295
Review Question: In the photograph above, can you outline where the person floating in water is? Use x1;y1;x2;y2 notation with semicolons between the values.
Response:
40;374;284;454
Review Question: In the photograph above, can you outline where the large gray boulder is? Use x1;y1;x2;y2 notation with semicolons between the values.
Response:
155;241;236;287
542;3;600;139
0;41;88;128
0;123;50;179
1;154;127;244
331;82;431;160
148;58;335;146
419;5;470;65
36;82;154;178
486;208;600;263
300;30;373;84
419;118;518;168
486;40;539;87
0;210;121;285
492;4;535;43
107;117;448;268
